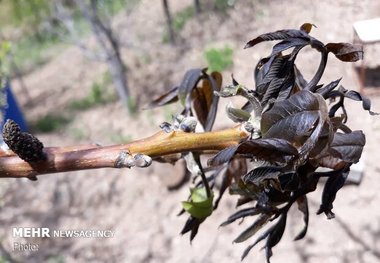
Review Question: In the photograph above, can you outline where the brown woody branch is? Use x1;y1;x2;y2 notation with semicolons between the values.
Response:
0;126;249;178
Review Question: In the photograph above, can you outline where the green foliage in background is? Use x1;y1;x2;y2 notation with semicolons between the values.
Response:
10;33;65;75
173;6;194;32
215;0;236;11
0;42;11;87
33;113;70;133
0;0;51;28
204;46;233;72
162;5;194;43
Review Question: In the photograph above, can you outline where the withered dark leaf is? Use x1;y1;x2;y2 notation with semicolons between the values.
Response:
245;29;310;49
316;78;342;97
265;214;287;263
208;138;298;166
256;55;289;94
342;89;378;116
178;68;203;106
241;227;272;260
148;86;179;108
270;38;309;58
233;214;272;243
261;90;320;138
207;145;239;166
241;214;288;261
204;72;222;131
328;131;365;163
261;90;329;158
240;139;299;163
180;216;205;242
220;207;261;227
278;172;299;191
325;42;363;62
317;166;349;219
294;65;307;90
214;158;247;209
244;166;283;185
294;195;309;240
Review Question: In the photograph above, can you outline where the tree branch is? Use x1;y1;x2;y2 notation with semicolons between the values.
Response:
0;126;249;178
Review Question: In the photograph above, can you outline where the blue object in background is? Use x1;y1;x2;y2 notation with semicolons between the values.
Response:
1;82;28;132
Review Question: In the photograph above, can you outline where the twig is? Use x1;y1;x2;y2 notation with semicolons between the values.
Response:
0;126;249;178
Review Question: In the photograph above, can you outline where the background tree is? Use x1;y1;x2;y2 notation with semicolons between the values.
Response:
53;0;133;112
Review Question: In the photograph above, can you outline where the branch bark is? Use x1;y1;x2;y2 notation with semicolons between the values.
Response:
0;126;249;178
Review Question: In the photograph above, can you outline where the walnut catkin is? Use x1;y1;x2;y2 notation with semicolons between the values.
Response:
2;119;46;162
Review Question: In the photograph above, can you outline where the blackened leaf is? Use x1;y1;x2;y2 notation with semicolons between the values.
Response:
244;166;282;185
261;77;287;106
238;139;299;163
309;121;333;158
255;56;273;90
328;131;365;163
317;166;349;219
316;78;342;97
207;145;239;166
214;158;247;209
294;195;309;240
245;29;310;49
180;216;205;242
304;45;328;92
148;86;178;108
208;138;299;166
204;72;223;131
278;172;299;191
241;227;272;260
275;73;296;102
262;90;319;137
328;95;346;120
270;38;309;58
325;42;363;62
178;68;203;106
220;207;261;227
233;213;272;243
261;90;328;157
256;55;289;92
294;65;307;90
265;214;287;263
342;89;379;116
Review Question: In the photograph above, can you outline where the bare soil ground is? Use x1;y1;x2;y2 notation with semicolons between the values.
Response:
1;0;380;262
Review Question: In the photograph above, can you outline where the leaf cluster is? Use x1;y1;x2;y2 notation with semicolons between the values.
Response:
150;23;377;262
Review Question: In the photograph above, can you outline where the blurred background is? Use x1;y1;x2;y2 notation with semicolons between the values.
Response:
0;0;380;262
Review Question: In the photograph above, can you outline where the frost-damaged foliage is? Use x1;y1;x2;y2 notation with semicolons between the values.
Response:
151;23;377;262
